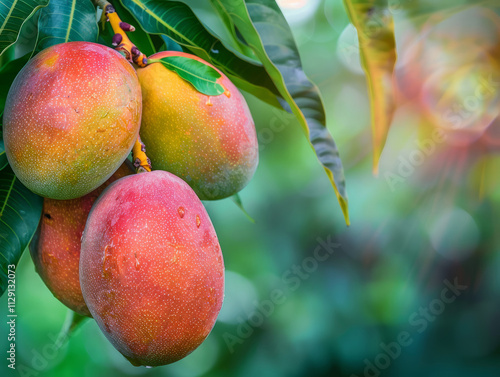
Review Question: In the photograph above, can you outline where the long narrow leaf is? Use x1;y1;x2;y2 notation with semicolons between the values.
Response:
0;112;5;171
213;0;349;224
0;166;43;296
0;0;49;57
0;139;7;171
34;0;98;53
0;52;30;112
343;0;397;174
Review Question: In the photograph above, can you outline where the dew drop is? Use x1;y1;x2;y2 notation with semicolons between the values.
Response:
135;257;140;270
196;215;201;228
102;245;120;278
178;206;185;218
42;252;56;267
206;97;213;106
224;89;231;98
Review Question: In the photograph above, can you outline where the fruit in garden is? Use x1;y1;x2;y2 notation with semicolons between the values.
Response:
80;170;224;366
137;51;258;200
29;163;134;317
2;41;142;200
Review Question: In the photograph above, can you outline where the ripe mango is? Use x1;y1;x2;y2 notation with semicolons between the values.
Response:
137;51;258;200
3;42;142;200
29;163;134;316
80;170;224;366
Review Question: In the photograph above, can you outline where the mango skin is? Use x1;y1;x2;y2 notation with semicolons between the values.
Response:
137;51;258;200
29;163;134;317
80;170;224;366
3;42;142;200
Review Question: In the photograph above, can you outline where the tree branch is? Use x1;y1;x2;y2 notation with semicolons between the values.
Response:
93;0;152;173
132;136;152;173
94;0;147;67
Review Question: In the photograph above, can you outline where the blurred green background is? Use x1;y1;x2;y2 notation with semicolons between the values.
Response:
1;0;500;376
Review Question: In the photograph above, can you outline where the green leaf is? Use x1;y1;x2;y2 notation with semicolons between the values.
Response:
119;0;282;108
0;0;49;57
0;166;43;296
343;0;397;174
0;52;30;112
188;0;256;58
0;138;7;171
0;120;7;168
0;42;15;67
149;56;224;96
231;194;255;223
160;34;183;52
212;0;349;225
34;0;98;53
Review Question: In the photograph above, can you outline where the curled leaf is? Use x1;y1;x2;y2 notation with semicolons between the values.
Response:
212;0;350;224
343;0;398;174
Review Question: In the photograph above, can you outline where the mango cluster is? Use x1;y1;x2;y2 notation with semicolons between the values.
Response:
3;41;258;366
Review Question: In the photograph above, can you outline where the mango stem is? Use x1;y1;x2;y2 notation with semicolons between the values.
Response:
94;0;147;67
93;1;151;173
132;137;152;173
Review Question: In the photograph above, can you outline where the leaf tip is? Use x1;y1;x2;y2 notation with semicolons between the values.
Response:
372;146;383;176
338;196;350;227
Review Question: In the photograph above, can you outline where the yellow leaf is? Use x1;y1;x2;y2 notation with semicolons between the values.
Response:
343;0;397;174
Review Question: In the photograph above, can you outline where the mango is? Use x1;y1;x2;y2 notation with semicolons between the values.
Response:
3;42;142;200
80;170;224;366
137;51;258;200
29;163;134;317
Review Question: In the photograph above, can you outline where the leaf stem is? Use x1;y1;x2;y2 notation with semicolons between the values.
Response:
54;310;88;348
